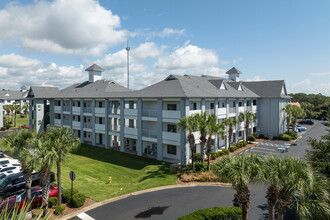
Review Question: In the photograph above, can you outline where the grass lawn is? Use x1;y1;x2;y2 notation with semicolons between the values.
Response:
14;114;29;128
54;144;177;201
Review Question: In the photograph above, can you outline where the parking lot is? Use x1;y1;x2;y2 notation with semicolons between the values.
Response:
242;141;298;157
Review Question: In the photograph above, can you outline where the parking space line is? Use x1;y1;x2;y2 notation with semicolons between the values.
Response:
77;213;96;220
254;147;277;152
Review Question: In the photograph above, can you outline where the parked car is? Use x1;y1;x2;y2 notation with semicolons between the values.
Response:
0;172;56;202
299;120;314;125
0;184;59;211
0;163;21;172
0;159;20;167
0;151;4;158
0;166;21;174
19;125;29;129
295;125;306;131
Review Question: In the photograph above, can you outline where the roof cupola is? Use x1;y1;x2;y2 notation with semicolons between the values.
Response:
85;64;104;83
226;67;242;82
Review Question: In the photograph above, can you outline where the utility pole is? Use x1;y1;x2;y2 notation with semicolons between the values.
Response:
126;40;130;89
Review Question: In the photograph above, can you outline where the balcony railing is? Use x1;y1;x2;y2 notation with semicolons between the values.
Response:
142;129;157;138
63;119;70;126
229;107;236;114
63;106;70;112
246;106;252;112
83;123;92;129
83;107;92;113
109;125;120;132
205;109;215;116
142;109;158;117
109;108;120;115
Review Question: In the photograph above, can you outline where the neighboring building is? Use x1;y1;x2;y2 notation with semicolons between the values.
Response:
290;102;301;108
27;65;290;164
0;86;29;128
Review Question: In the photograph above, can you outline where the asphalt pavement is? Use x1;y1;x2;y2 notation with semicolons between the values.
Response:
66;121;330;220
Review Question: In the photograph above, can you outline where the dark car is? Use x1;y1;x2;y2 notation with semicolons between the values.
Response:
299;120;314;125
0;172;55;202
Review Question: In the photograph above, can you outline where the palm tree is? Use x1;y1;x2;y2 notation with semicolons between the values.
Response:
290;105;304;132
12;102;21;128
222;117;238;148
282;104;293;132
3;105;10;124
30;134;57;216
196;112;208;161
206;114;224;170
22;102;29;117
4;130;35;204
177;114;198;169
212;153;263;220
239;111;256;142
47;127;80;205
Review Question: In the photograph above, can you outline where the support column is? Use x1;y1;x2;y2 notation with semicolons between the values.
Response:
180;98;190;165
60;99;64;126
49;99;54;127
105;99;110;149
69;99;73;129
0;100;3;128
225;98;229;149
80;99;84;143
214;98;219;151
129;139;134;151
235;99;238;143
29;100;33;130
137;99;143;156
243;99;247;140
92;99;96;146
35;99;45;133
157;98;163;161
201;98;205;112
120;99;125;152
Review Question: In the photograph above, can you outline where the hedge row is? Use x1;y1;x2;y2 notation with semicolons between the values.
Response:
229;141;248;152
177;206;242;220
62;188;86;208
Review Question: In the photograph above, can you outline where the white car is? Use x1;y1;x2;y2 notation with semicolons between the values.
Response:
0;159;21;170
0;166;21;174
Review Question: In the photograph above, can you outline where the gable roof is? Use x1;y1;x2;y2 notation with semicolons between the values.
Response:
0;90;28;100
27;86;60;99
85;64;104;72
226;67;242;75
241;81;290;98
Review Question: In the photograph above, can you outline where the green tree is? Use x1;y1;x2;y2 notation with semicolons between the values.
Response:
196;112;208;161
47;127;80;205
4;129;36;204
177;114;198;170
3;105;10;124
12;102;21;127
206;114;224;170
290;105;304;131
301;102;314;119
239;111;256;142
212;154;262;220
282;104;293;132
222;117;238;148
23;102;29;117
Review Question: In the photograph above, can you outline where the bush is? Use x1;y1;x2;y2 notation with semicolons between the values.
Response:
222;149;230;155
177;206;242;220
273;136;279;140
259;134;269;139
252;132;260;138
5;124;11;130
211;152;218;160
279;133;292;141
72;193;86;208
194;153;202;162
285;131;298;139
19;114;25;118
229;146;237;152
54;204;65;215
62;188;79;203
217;151;224;157
247;135;256;141
194;161;207;172
0;127;5;131
48;197;58;208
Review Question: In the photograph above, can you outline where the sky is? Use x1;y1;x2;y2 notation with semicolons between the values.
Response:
0;0;329;95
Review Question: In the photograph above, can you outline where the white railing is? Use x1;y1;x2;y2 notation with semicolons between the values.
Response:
142;109;158;117
205;109;215;116
246;106;252;112
72;107;80;114
83;123;92;129
229;107;236;113
63;119;70;126
124;127;137;136
163;110;181;119
110;125;121;132
142;129;158;138
72;121;80;128
95;123;105;131
54;106;61;112
83;107;92;113
218;108;226;115
238;106;244;112
162;131;180;142
63;106;70;112
124;109;137;116
54;119;61;126
189;110;201;116
95;107;105;114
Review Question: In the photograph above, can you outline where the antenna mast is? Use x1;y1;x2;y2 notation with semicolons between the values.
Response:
126;40;130;89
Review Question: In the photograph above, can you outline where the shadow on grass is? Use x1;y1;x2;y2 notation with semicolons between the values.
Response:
137;163;171;182
71;144;171;171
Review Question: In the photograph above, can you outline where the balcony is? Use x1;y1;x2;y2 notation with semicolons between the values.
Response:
189;110;201;116
95;107;105;115
142;109;158;118
109;108;120;115
83;107;92;113
162;131;180;142
83;122;93;129
124;109;137;116
72;107;80;114
252;105;257;112
238;106;244;113
110;125;120;132
72;121;80;128
54;119;61;126
163;110;181;119
229;107;236;114
142;129;158;138
205;109;214;116
124;127;137;136
218;107;226;115
246;106;252;112
63;106;70;112
54;106;61;112
63;119;70;126
95;123;105;131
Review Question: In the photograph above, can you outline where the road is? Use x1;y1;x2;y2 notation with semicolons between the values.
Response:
70;120;327;220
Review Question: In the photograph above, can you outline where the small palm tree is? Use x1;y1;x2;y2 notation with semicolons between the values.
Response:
239;111;256;142
4;129;36;205
212;153;263;220
3;105;10;124
177;114;198;169
12;102;21;127
206;114;224;170
282;104;293;132
290;105;304;131
222;117;238;148
196;112;208;161
47;127;80;205
23;102;29;117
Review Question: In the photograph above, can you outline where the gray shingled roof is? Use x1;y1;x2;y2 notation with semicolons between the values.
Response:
0;90;28;100
85;64;104;72
242;81;290;98
27;86;60;99
226;67;242;74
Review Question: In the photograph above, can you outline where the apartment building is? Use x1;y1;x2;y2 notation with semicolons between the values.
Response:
27;65;290;164
0;86;29;128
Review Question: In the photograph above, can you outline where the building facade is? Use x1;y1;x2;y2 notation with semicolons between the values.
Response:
28;65;290;164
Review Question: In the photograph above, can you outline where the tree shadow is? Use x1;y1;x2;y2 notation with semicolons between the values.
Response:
137;163;171;182
135;206;170;218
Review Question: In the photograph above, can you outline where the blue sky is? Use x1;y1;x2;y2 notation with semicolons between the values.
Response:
0;0;329;95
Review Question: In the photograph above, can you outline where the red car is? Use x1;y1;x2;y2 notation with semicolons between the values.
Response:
20;125;29;129
0;184;58;212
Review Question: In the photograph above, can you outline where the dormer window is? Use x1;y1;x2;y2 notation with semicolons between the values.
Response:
220;82;227;90
238;84;243;91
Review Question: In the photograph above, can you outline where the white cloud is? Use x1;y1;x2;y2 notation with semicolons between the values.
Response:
245;76;266;81
288;78;330;95
0;54;84;90
0;0;127;55
310;72;330;76
158;28;185;37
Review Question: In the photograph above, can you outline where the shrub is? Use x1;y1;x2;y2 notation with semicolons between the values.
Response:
259;134;269;139
222;149;230;155
279;133;292;141
5;124;11;130
273;136;279;140
194;153;202;162
177;206;242;220
247;135;256;141
217;151;224;157
54;204;65;215
0;127;5;131
194;161;207;172
285;131;298;139
252;132;260;138
48;197;58;208
19;115;25;118
211;152;218;160
229;146;237;152
72;193;86;208
62;188;79;203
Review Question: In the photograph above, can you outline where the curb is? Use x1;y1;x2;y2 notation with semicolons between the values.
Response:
58;182;231;220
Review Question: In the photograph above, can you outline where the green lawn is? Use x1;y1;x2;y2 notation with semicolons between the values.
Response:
54;144;177;201
15;114;29;128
